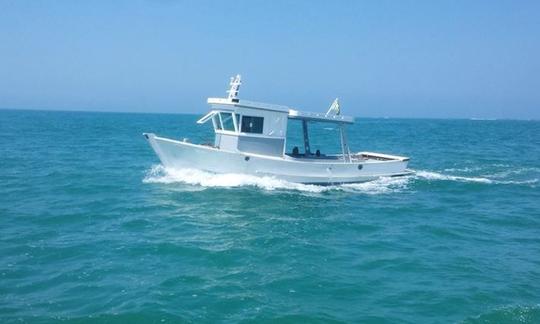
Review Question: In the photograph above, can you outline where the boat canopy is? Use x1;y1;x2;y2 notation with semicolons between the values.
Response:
288;109;354;124
206;99;354;124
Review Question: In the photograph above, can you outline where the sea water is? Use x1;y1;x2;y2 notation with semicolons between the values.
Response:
1;109;539;323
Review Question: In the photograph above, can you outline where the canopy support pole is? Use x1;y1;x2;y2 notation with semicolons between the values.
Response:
339;124;351;163
302;120;311;155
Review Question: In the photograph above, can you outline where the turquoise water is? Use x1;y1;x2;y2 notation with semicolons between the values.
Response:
1;109;539;323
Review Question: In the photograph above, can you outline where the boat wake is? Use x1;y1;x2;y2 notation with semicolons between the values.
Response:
143;165;409;194
143;165;538;194
415;170;494;183
461;304;540;323
416;170;539;185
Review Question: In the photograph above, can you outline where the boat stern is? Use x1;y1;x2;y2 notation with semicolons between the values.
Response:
354;151;411;176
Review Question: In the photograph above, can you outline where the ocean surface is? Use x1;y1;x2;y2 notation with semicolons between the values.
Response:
1;109;539;323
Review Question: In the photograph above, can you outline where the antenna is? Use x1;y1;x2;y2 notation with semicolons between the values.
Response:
227;74;242;102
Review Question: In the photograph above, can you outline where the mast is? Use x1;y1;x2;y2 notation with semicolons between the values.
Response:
227;74;242;103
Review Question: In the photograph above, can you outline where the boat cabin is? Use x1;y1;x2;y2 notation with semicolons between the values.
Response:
197;75;355;162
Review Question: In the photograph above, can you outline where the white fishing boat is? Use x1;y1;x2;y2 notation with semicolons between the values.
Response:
144;75;411;184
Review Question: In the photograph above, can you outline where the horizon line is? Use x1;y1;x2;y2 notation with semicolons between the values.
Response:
0;107;538;121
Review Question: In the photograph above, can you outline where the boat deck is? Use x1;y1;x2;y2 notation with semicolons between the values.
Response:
284;153;399;163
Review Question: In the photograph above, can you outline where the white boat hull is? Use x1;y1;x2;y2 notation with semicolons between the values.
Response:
144;133;410;184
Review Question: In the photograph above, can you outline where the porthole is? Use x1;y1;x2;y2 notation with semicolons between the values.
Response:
245;156;250;161
358;164;363;170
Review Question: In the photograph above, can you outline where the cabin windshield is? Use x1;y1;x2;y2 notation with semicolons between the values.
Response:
198;110;240;133
219;112;235;131
286;119;345;159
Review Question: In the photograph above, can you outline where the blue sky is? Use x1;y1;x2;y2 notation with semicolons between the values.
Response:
1;0;539;119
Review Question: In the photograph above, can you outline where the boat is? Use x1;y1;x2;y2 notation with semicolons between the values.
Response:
143;75;411;184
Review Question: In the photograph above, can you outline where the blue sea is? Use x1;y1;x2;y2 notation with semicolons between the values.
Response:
1;109;539;323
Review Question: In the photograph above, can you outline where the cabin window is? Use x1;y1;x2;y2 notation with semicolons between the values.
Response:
219;112;235;131
241;116;264;134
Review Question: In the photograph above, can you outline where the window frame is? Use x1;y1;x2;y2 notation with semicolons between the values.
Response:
219;112;236;132
210;111;239;134
235;113;241;131
212;114;222;130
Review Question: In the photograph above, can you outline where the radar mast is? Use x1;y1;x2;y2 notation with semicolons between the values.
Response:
227;74;242;102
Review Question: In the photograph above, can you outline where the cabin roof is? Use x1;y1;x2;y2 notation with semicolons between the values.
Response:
207;97;354;124
208;98;289;113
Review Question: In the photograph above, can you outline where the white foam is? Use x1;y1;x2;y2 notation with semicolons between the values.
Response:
443;166;482;173
143;165;410;194
415;171;493;183
143;165;327;192
143;165;537;194
492;178;538;185
341;176;411;194
485;167;540;179
415;170;538;185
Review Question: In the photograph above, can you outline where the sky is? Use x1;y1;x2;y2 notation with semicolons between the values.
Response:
0;0;539;119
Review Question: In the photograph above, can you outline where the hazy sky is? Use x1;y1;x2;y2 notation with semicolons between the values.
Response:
1;0;539;118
